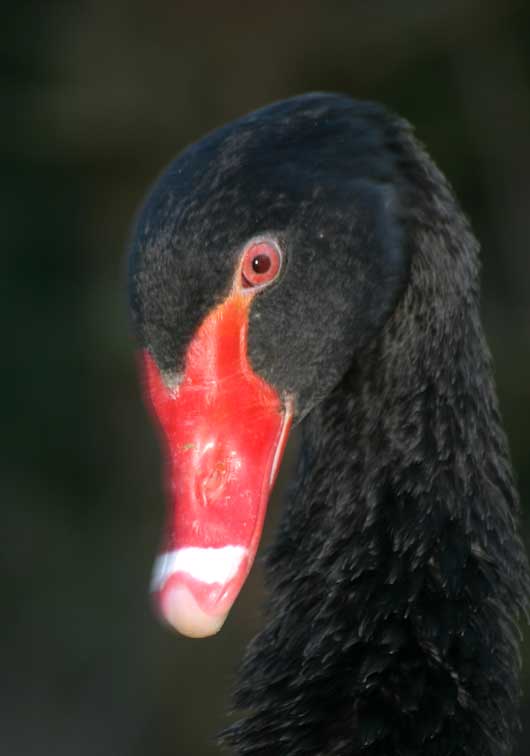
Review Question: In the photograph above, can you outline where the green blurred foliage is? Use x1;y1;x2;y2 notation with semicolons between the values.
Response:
2;2;530;754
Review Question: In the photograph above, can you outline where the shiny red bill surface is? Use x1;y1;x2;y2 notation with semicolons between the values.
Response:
141;293;292;637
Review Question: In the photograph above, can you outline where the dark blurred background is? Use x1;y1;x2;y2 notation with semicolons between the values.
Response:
3;2;530;754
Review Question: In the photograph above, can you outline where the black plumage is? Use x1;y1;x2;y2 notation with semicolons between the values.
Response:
129;93;530;755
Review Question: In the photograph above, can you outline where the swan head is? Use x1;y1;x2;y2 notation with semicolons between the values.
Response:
128;93;410;636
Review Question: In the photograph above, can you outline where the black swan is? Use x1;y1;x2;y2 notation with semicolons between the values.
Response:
128;93;529;755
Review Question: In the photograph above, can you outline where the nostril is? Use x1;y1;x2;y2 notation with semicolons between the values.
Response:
200;459;230;505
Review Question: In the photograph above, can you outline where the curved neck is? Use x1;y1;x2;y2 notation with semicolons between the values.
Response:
223;217;528;756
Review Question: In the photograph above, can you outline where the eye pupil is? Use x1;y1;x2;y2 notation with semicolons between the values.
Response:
252;254;271;274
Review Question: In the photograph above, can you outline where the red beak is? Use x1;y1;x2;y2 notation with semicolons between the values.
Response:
141;292;292;637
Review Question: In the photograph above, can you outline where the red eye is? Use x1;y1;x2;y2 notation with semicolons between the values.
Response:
241;240;282;289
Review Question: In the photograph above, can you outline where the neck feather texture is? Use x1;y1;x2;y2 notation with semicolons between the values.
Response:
222;138;529;756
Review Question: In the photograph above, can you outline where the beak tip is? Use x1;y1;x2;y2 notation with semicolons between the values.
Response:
158;584;228;639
